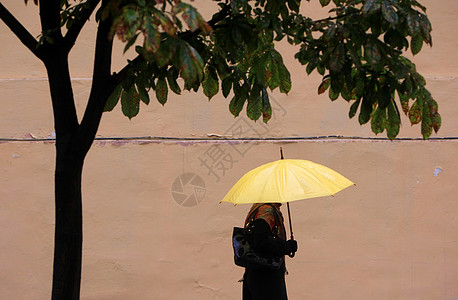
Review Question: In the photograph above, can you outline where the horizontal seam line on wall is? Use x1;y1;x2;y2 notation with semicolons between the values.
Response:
1;135;458;142
0;77;92;81
0;76;457;82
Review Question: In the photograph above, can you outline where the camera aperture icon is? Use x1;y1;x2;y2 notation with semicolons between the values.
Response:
171;173;206;207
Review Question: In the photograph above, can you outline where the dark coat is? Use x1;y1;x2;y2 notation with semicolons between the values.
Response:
242;204;292;300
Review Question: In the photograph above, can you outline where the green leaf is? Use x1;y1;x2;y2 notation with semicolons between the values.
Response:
413;1;427;12
104;84;122;112
324;24;336;42
178;42;204;83
173;3;212;34
320;0;331;6
330;73;344;94
364;40;382;66
266;54;280;90
267;50;291;93
329;88;339;101
401;77;413;95
116;8;139;42
157;12;177;36
143;18;161;53
183;81;200;92
363;0;380;15
432;112;442;134
378;84;391;109
329;44;345;72
202;67;219;100
124;33;139;54
359;94;373;125
318;77;331;95
382;1;398;25
222;77;232;98
386;100;400;139
306;56;318;75
419;13;432;45
166;68;182;95
408;97;423;125
399;92;410;115
231;25;243;45
406;12;421;36
253;53;268;83
317;62;325;76
384;29;407;50
121;86;140;119
371;20;382;37
371;106;386;135
123;8;138;25
247;84;262;121
348;45;363;69
349;98;361;119
261;87;272;123
278;63;291;94
229;84;249;117
229;94;245;117
153;38;176;67
155;77;168;105
354;78;365;99
341;86;352;101
137;83;150;105
427;96;441;133
287;0;300;12
173;3;199;31
411;34;423;55
421;93;441;138
421;111;432;139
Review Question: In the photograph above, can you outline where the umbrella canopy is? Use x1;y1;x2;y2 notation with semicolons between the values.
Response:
221;159;354;205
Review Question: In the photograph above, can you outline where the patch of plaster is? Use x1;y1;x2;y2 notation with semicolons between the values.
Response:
433;167;442;177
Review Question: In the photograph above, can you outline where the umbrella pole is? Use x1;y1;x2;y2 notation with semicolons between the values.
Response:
287;202;294;240
286;202;295;258
281;147;295;257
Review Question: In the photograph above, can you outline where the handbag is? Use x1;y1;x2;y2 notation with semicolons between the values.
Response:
232;204;284;270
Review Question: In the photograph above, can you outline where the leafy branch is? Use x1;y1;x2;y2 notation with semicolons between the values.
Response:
63;0;101;51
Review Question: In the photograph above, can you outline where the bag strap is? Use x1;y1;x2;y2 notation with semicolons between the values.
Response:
245;204;264;227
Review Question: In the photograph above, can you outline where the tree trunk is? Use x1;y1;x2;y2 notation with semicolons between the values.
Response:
51;152;84;300
41;7;115;296
43;48;85;300
1;2;113;299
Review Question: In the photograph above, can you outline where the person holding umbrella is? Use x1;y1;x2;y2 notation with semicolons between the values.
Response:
242;203;298;300
222;148;354;299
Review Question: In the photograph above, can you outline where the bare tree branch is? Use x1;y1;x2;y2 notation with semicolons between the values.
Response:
78;2;114;155
0;3;41;59
112;55;143;85
314;12;355;24
39;0;61;33
64;0;101;51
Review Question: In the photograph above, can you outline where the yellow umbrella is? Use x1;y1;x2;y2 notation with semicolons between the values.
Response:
221;148;354;242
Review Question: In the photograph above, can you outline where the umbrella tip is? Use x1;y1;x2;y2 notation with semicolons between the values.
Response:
280;147;284;160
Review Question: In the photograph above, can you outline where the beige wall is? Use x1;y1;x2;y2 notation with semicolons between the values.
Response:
1;1;457;299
